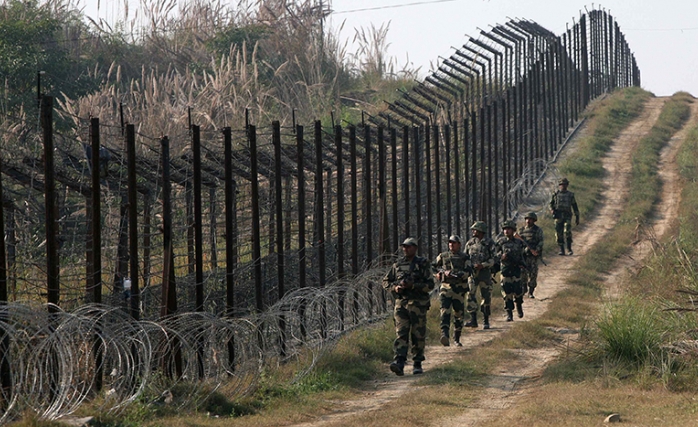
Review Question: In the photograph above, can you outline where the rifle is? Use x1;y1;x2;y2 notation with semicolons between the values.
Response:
514;232;547;266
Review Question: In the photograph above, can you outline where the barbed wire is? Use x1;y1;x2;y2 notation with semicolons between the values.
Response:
0;264;389;422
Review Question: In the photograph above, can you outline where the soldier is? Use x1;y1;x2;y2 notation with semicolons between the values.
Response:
382;237;435;376
549;177;580;255
496;220;528;321
434;235;472;347
518;212;544;298
463;221;496;329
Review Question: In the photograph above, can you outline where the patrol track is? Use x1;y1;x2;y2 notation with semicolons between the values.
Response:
288;95;682;427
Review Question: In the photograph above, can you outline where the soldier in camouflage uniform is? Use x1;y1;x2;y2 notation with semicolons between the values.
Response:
434;235;472;347
463;221;496;329
518;212;544;298
496;220;528;321
382;237;435;376
549;177;580;255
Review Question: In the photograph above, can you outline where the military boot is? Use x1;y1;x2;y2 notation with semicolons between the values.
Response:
528;288;535;298
412;361;423;375
453;330;463;346
558;245;565;256
390;359;405;376
506;310;514;321
516;301;524;318
440;329;450;346
465;313;478;328
483;315;490;329
567;243;574;255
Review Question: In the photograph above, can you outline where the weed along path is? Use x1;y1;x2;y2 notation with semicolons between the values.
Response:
289;95;685;427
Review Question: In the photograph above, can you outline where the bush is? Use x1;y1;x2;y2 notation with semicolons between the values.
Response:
596;298;664;366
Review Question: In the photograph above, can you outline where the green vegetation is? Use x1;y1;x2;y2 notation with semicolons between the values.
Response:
0;0;100;114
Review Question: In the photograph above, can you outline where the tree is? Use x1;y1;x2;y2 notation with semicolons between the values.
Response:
0;0;99;115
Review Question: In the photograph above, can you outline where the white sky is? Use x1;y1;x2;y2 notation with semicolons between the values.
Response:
83;0;698;97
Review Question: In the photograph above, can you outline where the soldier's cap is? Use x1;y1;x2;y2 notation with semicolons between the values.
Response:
501;220;517;230
558;177;569;185
401;237;418;247
525;212;538;221
448;235;461;243
470;221;487;233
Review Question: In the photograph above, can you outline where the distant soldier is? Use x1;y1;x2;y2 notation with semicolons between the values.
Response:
434;235;472;347
518;212;544;298
382;237;435;376
463;221;496;329
495;220;528;321
549;177;580;255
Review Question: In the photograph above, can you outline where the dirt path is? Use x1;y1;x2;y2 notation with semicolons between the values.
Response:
290;96;692;427
603;98;698;300
436;95;668;426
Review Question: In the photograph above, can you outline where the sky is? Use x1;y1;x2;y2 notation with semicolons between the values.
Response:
83;0;698;97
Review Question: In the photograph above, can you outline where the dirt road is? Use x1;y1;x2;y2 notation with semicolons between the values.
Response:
290;95;696;427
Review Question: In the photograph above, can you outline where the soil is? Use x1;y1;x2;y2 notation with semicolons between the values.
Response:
289;95;697;427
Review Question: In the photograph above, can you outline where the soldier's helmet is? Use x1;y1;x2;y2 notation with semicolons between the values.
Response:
525;212;538;221
448;235;461;243
558;177;570;185
501;220;517;230
470;221;487;233
401;237;418;247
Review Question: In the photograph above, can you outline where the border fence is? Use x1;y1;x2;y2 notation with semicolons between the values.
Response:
0;9;638;422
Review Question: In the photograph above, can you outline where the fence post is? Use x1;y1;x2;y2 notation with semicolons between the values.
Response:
272;121;286;355
363;125;372;269
425;125;433;260
402;126;410;237
297;125;307;289
390;127;398;251
87;117;102;305
192;125;204;312
0;156;8;400
223;126;236;368
126;124;139;320
377;126;388;262
349;126;358;276
41;95;59;311
314;121;326;290
335;125;344;278
349;126;359;323
249;125;263;312
273;122;285;301
160;136;177;317
470;112;478;223
433;125;442;254
335;124;345;330
314;121;327;338
449;125;458;236
413;126;422;245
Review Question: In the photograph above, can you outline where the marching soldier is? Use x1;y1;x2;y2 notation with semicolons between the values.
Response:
496;220;528;321
382;237;435;376
463;221;496;330
518;212;544;298
549;177;580;255
434;235;472;347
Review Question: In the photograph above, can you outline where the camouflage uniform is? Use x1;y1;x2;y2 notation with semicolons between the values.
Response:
464;225;496;328
549;178;579;255
518;216;544;298
434;243;472;345
382;249;435;370
496;220;528;321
